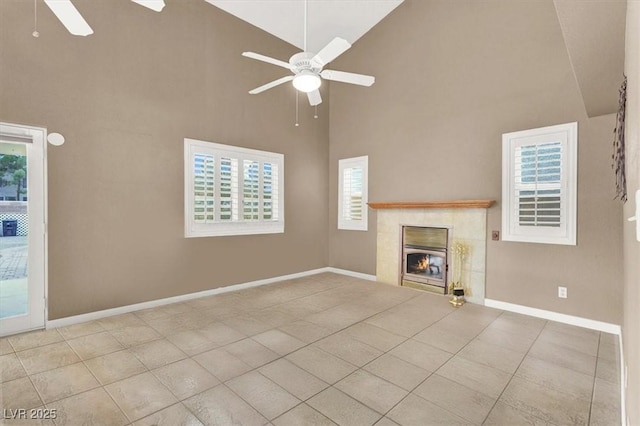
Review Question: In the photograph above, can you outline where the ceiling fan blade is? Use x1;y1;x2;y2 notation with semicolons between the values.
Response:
43;0;93;36
242;52;292;70
307;90;322;106
249;76;294;94
312;37;351;67
320;70;375;87
130;0;166;12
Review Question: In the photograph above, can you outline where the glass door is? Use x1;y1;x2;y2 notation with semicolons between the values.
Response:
0;124;46;336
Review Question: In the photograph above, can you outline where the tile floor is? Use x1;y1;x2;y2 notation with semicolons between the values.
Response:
0;273;621;425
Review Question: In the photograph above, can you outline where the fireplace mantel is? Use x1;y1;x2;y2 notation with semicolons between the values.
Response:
368;200;496;210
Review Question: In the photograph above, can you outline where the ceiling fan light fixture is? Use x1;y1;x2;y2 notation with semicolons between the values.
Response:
293;71;321;93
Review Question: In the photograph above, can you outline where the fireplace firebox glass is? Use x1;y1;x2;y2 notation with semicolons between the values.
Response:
406;251;445;280
401;226;449;293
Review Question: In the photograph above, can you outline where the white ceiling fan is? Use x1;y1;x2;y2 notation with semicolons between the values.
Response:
242;0;375;106
42;0;166;37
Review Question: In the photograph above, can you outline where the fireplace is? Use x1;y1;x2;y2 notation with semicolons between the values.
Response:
374;202;492;304
401;226;449;294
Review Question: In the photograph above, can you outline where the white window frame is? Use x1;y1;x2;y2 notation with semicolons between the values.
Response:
501;122;577;245
184;138;284;237
338;155;368;231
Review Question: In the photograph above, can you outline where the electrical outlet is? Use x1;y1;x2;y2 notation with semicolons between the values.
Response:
558;286;567;298
492;231;500;241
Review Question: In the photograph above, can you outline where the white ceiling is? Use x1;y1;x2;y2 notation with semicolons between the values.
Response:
205;0;404;54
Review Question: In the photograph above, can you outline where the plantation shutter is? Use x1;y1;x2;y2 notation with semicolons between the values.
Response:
193;155;280;224
342;167;363;221
501;122;577;245
185;139;284;237
193;153;214;223
243;160;260;221
514;142;562;228
263;162;279;221
219;157;238;222
338;156;368;231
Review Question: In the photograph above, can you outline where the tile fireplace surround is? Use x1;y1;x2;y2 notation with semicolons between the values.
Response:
370;201;495;305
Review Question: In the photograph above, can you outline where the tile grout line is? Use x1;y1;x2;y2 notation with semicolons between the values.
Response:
476;314;549;425
480;319;602;424
235;289;505;423
587;332;602;426
264;292;499;423
174;280;372;424
4;275;612;425
2;284;505;424
499;321;602;421
11;338;49;415
181;278;426;424
205;282;418;422
372;307;508;424
98;330;203;425
4;281;460;424
53;323;197;424
113;277;383;424
9;329;75;410
60;328;132;425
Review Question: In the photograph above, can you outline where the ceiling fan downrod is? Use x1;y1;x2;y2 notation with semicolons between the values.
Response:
241;0;375;108
303;0;308;53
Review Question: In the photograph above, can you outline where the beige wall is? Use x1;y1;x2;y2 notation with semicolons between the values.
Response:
0;0;627;330
0;0;330;319
329;0;623;324
623;1;639;423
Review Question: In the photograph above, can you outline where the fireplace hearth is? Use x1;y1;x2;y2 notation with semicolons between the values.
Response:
401;226;449;294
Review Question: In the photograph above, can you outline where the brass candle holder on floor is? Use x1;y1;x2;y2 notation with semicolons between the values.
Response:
449;287;465;307
449;242;468;307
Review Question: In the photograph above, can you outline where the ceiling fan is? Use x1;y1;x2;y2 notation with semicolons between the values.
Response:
42;0;165;37
242;1;375;106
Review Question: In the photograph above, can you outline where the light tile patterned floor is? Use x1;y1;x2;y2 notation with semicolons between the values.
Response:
0;273;621;425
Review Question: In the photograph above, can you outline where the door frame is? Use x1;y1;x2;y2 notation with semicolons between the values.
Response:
0;122;48;336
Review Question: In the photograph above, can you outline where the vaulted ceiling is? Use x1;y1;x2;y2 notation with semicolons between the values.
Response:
205;0;627;118
205;0;404;54
554;0;627;117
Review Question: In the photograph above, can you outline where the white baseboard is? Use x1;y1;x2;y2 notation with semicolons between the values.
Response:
484;298;626;425
325;267;377;282
619;333;627;426
46;267;375;330
47;267;333;329
484;298;621;335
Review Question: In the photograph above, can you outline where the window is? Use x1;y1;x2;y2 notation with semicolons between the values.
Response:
502;122;577;245
338;156;368;231
184;138;284;237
